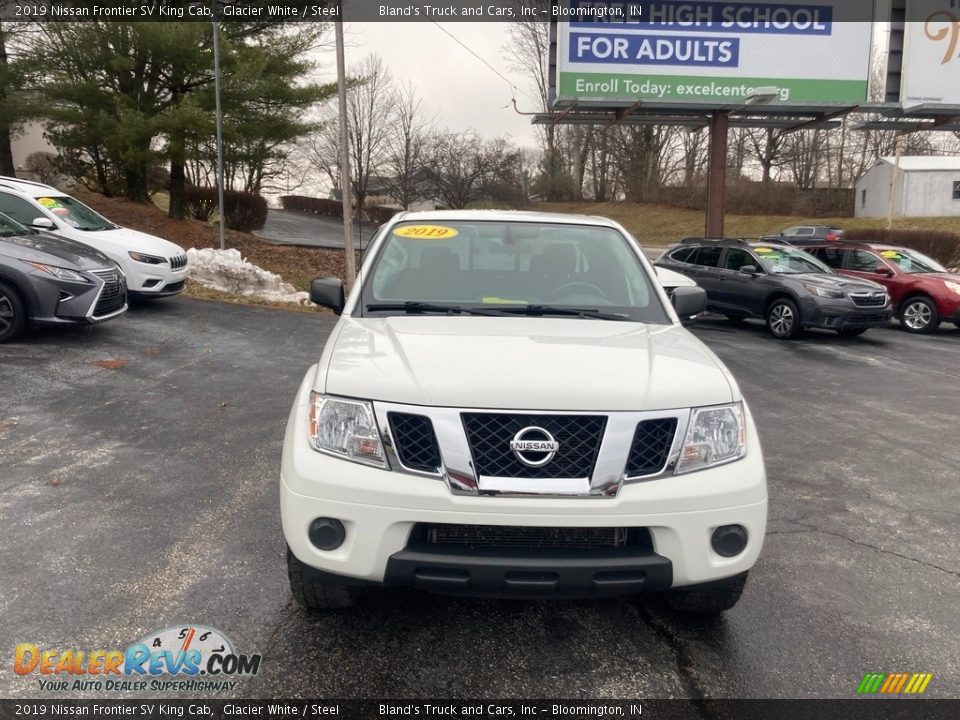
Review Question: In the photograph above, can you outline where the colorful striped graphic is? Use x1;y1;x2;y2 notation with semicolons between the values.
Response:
857;672;933;695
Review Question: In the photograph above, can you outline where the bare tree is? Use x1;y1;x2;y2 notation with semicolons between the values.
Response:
382;82;432;209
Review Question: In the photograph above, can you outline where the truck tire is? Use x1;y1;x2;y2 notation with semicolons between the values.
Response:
0;281;26;344
899;296;938;334
765;298;802;339
287;547;361;610
665;572;748;614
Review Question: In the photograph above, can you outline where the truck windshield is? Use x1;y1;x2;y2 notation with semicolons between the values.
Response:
361;220;671;323
878;248;947;274
37;196;117;232
752;246;831;274
0;211;30;237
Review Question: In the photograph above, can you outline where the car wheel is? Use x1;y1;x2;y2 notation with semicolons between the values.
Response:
766;298;802;339
287;547;361;610
900;296;938;334
0;281;26;344
665;572;748;614
837;327;868;337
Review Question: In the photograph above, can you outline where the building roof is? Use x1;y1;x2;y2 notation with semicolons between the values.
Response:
877;156;960;171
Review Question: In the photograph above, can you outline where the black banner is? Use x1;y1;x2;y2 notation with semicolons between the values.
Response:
0;0;884;24
1;700;959;720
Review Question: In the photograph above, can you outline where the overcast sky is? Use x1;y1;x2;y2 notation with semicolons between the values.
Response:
319;23;542;147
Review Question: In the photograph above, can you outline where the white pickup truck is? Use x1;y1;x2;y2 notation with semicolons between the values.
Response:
281;211;767;613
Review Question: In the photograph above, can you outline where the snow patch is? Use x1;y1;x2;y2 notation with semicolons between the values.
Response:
185;248;310;304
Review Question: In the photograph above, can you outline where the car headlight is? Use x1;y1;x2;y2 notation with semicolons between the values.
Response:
803;284;844;299
307;392;387;468
26;261;91;284
128;251;167;265
676;403;746;474
944;280;960;296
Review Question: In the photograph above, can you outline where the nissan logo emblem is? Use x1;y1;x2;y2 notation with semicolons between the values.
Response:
509;426;560;467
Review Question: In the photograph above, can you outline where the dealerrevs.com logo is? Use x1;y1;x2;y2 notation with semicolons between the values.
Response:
14;625;262;693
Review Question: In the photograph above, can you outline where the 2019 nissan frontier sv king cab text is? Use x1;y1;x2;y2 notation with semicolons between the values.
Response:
280;211;767;613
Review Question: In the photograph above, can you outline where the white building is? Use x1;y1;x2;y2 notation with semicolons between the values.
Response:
11;121;57;179
855;156;960;218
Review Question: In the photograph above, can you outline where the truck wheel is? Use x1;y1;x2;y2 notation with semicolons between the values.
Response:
287;547;360;610
900;296;938;334
765;298;802;339
665;572;748;614
837;327;868;337
0;281;26;344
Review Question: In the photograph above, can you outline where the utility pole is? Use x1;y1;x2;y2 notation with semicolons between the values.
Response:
212;10;226;251
886;133;902;230
335;12;356;284
705;111;729;238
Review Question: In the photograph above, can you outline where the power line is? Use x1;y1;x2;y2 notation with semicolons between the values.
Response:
429;21;519;107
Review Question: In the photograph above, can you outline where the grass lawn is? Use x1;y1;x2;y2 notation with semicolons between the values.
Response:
535;202;960;248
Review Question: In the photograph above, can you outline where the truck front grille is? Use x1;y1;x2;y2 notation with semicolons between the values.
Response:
388;412;441;473
91;268;127;317
625;418;678;477
849;292;886;307
461;413;606;479
413;523;653;551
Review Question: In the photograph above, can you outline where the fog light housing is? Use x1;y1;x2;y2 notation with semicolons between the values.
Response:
308;518;346;551
711;524;747;558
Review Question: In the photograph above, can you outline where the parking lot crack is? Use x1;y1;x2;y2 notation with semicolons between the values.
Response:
634;605;713;714
794;521;960;580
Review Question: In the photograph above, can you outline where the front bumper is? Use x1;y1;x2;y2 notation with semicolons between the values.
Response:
122;261;189;295
799;297;892;330
280;372;768;594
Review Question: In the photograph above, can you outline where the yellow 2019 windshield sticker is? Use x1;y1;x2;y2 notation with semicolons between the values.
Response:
394;225;459;240
754;247;774;253
881;250;901;259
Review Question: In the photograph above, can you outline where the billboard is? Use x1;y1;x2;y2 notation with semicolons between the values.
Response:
901;0;960;107
553;1;874;107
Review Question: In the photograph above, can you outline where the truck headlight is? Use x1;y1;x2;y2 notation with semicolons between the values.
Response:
307;392;387;468
803;284;844;299
128;251;166;265
676;403;746;474
26;261;92;284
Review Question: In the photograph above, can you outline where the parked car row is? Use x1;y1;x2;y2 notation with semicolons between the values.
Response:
0;176;189;343
655;236;959;339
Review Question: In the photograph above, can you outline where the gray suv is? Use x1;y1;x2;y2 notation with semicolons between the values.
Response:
655;238;891;339
0;212;127;343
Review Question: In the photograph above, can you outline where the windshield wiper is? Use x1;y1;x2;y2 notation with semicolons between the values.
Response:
497;305;633;322
365;302;500;316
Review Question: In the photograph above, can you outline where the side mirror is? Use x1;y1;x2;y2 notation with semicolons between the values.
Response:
31;217;56;230
739;265;759;275
671;286;707;318
874;266;894;277
309;276;345;314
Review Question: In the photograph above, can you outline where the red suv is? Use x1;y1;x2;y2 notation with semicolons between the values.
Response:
798;242;960;334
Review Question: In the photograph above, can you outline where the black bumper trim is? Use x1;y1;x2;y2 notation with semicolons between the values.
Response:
383;546;673;599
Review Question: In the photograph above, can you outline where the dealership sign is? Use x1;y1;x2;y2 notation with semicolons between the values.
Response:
554;1;873;106
901;0;960;107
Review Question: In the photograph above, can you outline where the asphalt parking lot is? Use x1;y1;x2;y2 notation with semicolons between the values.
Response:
1;297;958;699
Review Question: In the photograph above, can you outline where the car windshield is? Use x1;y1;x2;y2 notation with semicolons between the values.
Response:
361;220;671;323
37;195;117;231
751;245;831;274
877;248;948;274
0;211;30;237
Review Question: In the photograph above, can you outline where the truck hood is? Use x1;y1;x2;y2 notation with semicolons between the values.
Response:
797;273;884;291
0;231;113;270
319;316;737;411
70;226;185;258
